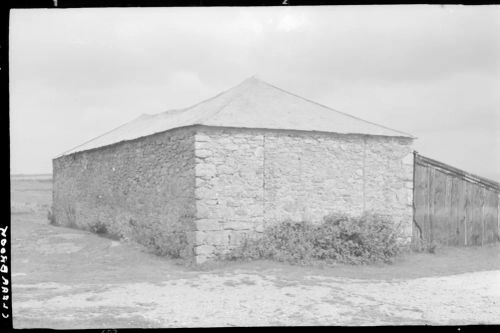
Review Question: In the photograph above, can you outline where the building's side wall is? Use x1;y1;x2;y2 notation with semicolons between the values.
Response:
193;126;414;263
53;127;197;259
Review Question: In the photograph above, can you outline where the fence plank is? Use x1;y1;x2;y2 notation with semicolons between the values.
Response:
413;163;427;246
468;184;483;246
449;176;459;246
415;163;432;246
447;175;454;244
432;170;448;245
428;167;434;245
484;191;499;243
479;186;486;245
456;179;467;246
464;181;472;246
477;185;486;246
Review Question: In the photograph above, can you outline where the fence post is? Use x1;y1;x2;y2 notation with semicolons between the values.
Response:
481;187;485;246
464;182;468;247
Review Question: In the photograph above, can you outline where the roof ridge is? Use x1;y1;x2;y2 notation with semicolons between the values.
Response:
194;78;250;124
176;77;250;115
256;79;416;139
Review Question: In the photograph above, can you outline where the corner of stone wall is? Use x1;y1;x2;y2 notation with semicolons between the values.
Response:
192;127;265;264
400;149;415;245
192;129;242;264
193;129;218;263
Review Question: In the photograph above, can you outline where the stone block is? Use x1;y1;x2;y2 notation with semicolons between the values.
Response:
226;200;240;208
254;146;264;158
402;153;414;165
195;219;222;231
195;133;211;142
223;221;255;230
194;142;211;150
196;231;225;246
196;163;216;179
222;230;252;247
403;165;414;179
235;208;247;216
194;244;215;255
195;202;211;219
195;254;210;264
196;149;213;158
217;165;234;175
195;187;213;200
407;189;413;206
255;223;265;233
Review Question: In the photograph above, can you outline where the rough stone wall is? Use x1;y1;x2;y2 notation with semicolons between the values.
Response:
193;129;265;262
52;127;196;259
263;133;366;223
53;124;413;264
192;126;413;263
364;138;414;239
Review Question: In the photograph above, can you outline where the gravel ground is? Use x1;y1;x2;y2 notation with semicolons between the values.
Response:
13;269;500;327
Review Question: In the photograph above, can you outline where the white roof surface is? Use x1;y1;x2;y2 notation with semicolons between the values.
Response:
60;77;414;156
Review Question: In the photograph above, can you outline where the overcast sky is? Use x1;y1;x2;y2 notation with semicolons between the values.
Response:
9;6;500;181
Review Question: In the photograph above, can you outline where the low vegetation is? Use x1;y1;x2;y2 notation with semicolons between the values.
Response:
222;212;406;265
47;203;405;265
87;221;120;241
129;218;190;258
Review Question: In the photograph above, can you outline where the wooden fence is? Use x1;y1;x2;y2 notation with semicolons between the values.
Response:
413;152;500;248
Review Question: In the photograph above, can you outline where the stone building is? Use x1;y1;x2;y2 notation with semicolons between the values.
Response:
53;77;415;263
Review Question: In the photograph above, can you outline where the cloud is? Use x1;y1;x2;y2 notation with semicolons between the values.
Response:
9;6;500;182
276;12;309;32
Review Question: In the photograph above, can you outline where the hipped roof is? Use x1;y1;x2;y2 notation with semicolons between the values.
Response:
60;76;414;156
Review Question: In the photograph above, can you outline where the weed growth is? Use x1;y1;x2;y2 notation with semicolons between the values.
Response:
223;212;405;265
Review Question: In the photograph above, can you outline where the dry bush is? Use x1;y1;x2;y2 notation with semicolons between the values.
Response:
223;212;405;265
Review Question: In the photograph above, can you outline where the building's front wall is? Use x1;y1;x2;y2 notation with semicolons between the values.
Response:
52;127;197;259
193;126;413;262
